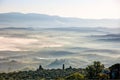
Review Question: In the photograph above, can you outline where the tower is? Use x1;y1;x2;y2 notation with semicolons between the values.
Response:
62;64;65;70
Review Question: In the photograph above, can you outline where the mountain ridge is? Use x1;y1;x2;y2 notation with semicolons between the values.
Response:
0;12;120;28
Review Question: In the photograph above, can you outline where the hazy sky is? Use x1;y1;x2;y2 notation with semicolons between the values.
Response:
0;0;120;19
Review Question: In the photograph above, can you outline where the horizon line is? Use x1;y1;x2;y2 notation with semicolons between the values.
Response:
0;12;120;20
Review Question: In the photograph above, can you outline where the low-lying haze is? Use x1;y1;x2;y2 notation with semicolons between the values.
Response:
0;27;120;72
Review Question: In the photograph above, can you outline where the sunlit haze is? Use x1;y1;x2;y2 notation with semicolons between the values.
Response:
0;0;120;19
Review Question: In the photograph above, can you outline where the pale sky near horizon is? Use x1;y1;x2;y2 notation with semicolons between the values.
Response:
0;0;120;19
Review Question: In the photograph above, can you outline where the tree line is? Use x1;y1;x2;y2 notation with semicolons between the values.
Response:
0;61;119;80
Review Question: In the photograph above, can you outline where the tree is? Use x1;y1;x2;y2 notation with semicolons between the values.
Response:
37;65;44;71
109;63;120;79
85;61;104;79
69;66;72;69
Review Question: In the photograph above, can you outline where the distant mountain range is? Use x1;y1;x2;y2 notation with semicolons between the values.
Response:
0;12;120;28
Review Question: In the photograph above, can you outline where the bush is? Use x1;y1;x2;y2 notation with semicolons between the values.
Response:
65;72;84;80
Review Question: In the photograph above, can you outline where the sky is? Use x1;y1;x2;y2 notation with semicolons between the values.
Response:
0;0;120;19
